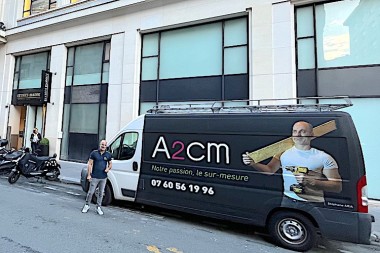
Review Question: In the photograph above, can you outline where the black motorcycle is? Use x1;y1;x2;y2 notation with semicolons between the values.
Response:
0;139;22;174
0;139;10;157
0;151;23;173
8;148;61;184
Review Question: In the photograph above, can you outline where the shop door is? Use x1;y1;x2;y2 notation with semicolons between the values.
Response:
17;107;27;150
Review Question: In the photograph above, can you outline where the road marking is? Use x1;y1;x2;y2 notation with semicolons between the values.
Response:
147;245;160;253
44;186;58;191
167;247;183;253
66;191;81;196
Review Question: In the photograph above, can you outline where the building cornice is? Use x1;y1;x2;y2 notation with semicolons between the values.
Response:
6;0;173;37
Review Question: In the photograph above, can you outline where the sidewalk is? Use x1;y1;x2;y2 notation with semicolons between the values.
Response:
58;160;85;184
58;160;379;241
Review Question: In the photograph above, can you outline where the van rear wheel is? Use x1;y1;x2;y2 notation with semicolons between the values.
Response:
268;211;316;252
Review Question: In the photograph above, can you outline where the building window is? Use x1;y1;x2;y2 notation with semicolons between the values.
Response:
140;17;248;113
70;0;87;3
23;0;57;18
13;52;50;89
296;0;380;97
61;41;110;162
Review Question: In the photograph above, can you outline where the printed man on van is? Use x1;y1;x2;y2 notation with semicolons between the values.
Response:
82;140;112;215
242;121;342;203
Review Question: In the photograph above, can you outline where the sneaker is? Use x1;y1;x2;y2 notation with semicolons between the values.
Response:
96;206;104;215
81;204;90;213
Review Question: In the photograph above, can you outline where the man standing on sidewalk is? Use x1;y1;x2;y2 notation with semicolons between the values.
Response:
81;140;112;215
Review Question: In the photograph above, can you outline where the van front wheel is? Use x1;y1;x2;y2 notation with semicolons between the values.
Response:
268;211;316;252
91;183;113;206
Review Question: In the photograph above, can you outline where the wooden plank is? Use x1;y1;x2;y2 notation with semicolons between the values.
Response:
248;120;336;163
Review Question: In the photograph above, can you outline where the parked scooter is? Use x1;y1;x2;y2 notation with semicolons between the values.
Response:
0;151;23;173
8;147;61;184
0;139;10;157
0;139;22;174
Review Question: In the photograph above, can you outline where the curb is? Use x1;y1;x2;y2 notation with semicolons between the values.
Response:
59;176;81;185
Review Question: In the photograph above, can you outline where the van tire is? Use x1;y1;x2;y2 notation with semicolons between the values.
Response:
91;183;113;206
102;184;113;206
268;211;316;252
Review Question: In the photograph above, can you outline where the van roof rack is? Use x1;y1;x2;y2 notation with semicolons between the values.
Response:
147;96;353;114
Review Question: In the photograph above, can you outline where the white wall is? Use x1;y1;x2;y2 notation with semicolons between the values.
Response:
107;32;124;140
0;52;14;138
272;1;296;100
44;44;67;156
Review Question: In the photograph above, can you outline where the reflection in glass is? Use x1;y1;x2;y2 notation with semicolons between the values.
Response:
142;57;158;81
19;52;49;89
224;46;247;75
296;7;314;38
316;0;380;68
110;135;122;159
73;43;103;85
159;22;223;79
298;39;315;69
69;104;99;134
120;133;138;160
143;33;159;57
224;18;247;47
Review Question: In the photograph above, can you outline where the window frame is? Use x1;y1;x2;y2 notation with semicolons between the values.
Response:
13;51;51;90
139;16;249;113
295;0;380;98
60;40;110;162
23;0;57;18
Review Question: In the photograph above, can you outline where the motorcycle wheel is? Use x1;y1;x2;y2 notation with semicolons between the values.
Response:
45;166;60;181
8;171;20;184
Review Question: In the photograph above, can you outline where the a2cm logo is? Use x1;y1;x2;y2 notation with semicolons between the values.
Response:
151;136;230;164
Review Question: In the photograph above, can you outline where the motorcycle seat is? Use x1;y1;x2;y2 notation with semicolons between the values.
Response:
33;156;51;162
4;151;23;160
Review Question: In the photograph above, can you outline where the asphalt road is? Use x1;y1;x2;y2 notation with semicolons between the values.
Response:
0;176;290;253
0;175;379;253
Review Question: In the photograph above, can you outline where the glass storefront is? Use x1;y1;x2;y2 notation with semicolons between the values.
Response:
61;41;110;162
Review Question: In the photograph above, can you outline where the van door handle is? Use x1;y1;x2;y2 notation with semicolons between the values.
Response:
133;161;138;171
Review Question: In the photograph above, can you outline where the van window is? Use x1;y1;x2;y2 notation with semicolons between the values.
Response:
120;132;138;160
109;135;122;159
109;132;139;160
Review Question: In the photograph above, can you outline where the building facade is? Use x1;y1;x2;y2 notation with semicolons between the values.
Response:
0;0;378;198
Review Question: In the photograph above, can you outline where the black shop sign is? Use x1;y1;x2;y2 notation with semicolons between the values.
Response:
12;70;52;106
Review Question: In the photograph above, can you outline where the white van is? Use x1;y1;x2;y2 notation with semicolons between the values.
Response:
81;102;374;251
